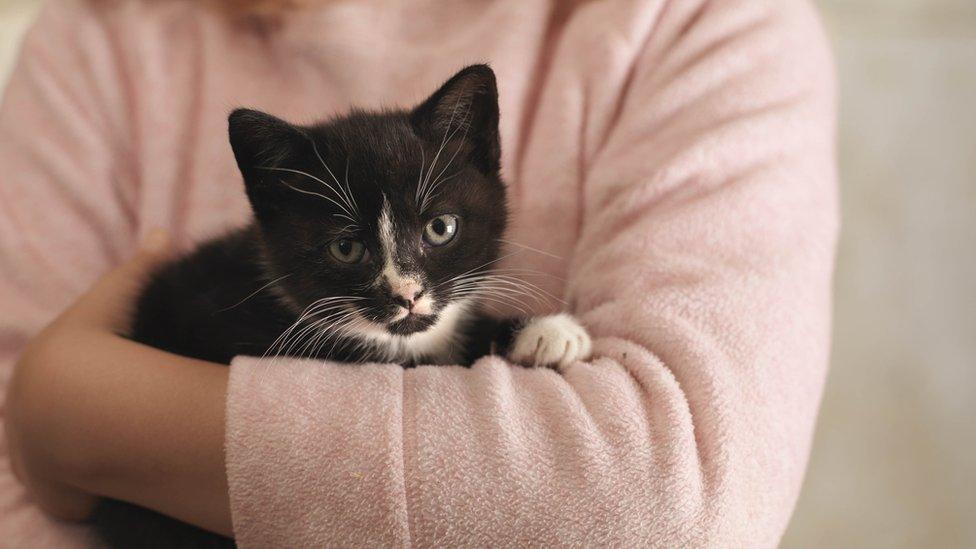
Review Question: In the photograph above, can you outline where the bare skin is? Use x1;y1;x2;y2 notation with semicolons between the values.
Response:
3;231;233;537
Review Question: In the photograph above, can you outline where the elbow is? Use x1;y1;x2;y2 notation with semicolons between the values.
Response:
5;328;108;495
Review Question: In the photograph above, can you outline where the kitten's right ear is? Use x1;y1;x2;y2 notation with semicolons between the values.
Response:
228;108;307;174
229;109;312;223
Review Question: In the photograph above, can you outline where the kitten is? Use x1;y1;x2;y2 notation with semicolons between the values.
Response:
93;65;591;548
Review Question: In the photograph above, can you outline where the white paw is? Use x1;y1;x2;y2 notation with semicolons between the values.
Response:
508;314;592;369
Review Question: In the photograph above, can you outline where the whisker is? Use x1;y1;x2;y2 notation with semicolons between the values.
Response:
422;109;472;211
264;297;334;353
281;306;358;360
450;279;551;302
423;93;464;189
343;156;360;217
270;305;347;361
214;274;292;314
448;283;551;310
419;95;470;212
421;113;471;213
452;267;564;282
262;297;365;362
310;139;360;218
415;144;427;205
257;165;350;210
284;302;346;355
460;292;531;316
433;250;524;290
298;309;358;360
449;273;564;304
273;178;357;222
315;311;361;358
420;170;462;212
497;238;563;260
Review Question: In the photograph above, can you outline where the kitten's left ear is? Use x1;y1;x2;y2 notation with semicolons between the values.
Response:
410;64;501;175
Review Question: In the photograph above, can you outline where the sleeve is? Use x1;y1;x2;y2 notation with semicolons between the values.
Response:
0;2;134;544
225;0;838;546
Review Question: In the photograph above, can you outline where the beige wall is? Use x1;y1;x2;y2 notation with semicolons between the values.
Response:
1;1;973;546
785;1;976;547
0;0;40;84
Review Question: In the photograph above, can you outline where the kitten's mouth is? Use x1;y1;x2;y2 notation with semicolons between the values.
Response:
383;292;438;335
386;313;437;335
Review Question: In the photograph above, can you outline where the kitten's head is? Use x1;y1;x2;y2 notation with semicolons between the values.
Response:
228;65;507;341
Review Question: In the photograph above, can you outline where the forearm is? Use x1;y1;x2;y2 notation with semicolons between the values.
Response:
8;326;232;536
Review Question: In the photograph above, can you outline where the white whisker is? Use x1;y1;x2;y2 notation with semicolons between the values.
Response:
214;274;292;314
297;309;358;360
262;296;365;363
421;115;471;213
286;307;355;359
309;139;360;219
415;144;427;205
450;278;557;305
418;93;470;212
274;178;357;222
433;250;523;290
343;156;360;217
497;238;563;260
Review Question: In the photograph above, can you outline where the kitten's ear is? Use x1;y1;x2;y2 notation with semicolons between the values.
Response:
228;108;308;174
228;109;312;222
410;64;501;175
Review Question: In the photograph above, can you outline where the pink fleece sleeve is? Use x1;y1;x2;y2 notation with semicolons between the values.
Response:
226;1;838;546
0;3;135;545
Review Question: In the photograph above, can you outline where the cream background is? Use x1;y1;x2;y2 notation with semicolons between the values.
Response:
1;0;973;546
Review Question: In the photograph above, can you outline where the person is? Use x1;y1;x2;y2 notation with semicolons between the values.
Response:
0;0;838;545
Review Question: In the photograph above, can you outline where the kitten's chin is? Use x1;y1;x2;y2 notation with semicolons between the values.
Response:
386;314;437;335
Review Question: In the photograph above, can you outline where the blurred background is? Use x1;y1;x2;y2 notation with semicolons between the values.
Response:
1;0;973;546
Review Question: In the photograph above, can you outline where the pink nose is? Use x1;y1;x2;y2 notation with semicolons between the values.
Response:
394;295;420;310
390;280;423;309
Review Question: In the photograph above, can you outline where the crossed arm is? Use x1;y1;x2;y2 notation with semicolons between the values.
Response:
4;232;233;536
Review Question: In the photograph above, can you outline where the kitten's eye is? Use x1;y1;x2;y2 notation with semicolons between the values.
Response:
329;238;367;264
423;214;459;246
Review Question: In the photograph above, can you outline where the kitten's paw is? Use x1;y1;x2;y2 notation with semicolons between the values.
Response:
508;314;592;369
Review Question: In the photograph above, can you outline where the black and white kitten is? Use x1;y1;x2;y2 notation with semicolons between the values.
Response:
93;65;591;548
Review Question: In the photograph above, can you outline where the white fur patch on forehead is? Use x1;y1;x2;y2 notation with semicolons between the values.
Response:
377;195;423;298
378;195;397;266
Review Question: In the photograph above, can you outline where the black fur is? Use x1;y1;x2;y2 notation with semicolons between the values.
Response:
95;65;522;547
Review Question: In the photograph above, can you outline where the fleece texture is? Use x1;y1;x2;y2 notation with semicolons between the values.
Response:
0;0;837;546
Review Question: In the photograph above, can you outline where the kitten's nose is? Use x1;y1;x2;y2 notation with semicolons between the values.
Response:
388;276;423;311
393;290;421;311
393;293;419;310
391;285;422;310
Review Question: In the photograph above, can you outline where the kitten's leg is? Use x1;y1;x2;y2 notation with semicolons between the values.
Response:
92;499;235;548
507;313;592;369
461;315;522;365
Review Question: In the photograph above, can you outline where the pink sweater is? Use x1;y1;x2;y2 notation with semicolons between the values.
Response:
0;0;837;546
